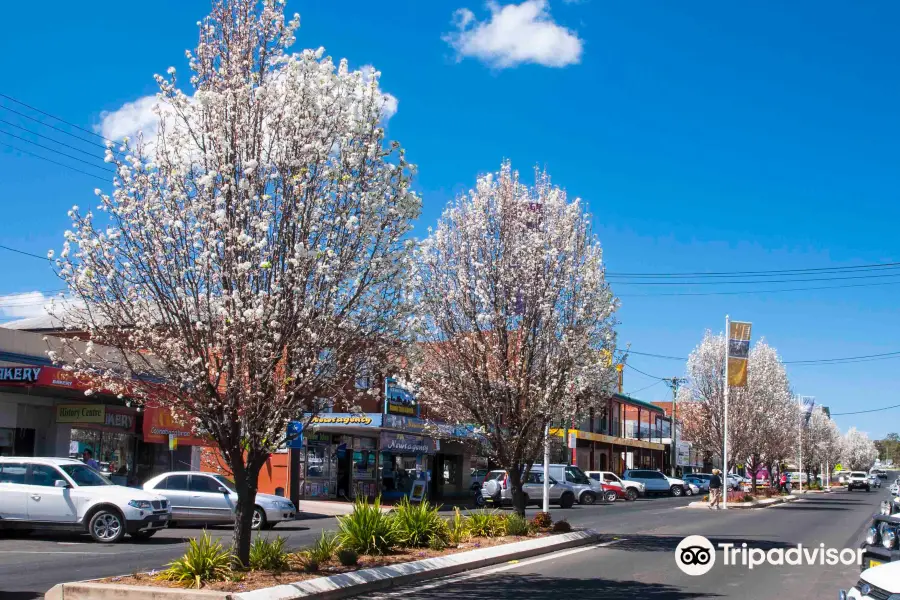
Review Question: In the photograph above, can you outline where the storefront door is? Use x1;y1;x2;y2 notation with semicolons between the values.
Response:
336;445;352;500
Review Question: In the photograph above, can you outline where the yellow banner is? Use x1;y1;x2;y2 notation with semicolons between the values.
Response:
727;357;748;387
729;321;752;342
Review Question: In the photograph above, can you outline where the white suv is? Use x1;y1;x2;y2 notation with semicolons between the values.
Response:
585;471;645;501
0;456;171;543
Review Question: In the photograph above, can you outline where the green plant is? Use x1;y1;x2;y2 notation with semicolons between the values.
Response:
428;533;447;551
309;530;341;564
336;496;397;555
467;509;505;538
337;548;359;567
504;513;529;537
446;507;470;546
551;519;572;533
530;511;552;529
393;497;445;548
157;532;233;588
290;551;320;573
248;535;289;571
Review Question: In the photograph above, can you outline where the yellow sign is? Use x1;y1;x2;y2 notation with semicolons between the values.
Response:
56;404;105;424
729;321;752;342
310;415;374;426
727;357;748;387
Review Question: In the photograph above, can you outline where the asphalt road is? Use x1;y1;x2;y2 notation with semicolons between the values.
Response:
366;488;887;600
0;489;881;599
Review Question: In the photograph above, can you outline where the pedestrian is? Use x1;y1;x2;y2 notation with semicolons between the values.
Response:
708;468;723;510
779;471;789;494
82;449;100;469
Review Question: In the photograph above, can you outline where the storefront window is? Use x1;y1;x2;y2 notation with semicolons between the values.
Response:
380;452;418;495
306;445;330;479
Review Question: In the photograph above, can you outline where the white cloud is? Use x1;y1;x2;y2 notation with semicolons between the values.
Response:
0;291;56;320
360;65;399;121
444;0;583;69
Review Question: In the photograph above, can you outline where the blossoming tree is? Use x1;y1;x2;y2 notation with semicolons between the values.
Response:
52;0;418;563
408;162;618;515
842;427;878;471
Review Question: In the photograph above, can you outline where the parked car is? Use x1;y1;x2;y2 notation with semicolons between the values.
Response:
848;471;871;492
727;473;749;490
890;482;899;495
481;468;576;508
600;481;628;502
840;559;900;600
684;475;710;493
0;456;171;543
869;475;882;489
540;464;602;505
858;499;900;571
622;469;687;497
470;468;489;490
143;471;295;530
684;481;700;496
585;470;644;501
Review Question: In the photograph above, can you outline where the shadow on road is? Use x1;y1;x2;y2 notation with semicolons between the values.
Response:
777;505;850;511
399;573;716;599
0;592;42;600
601;535;793;553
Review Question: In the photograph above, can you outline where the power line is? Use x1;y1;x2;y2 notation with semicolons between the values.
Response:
0;243;51;261
831;403;900;416
0;129;114;173
0;103;108;149
607;261;900;278
627;350;686;361
0;118;108;161
618;280;900;297
625;362;668;381
612;272;900;286
625;348;900;366
0;92;112;143
0;141;110;182
625;379;664;396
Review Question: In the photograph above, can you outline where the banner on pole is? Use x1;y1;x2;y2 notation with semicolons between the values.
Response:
799;396;815;426
727;321;752;387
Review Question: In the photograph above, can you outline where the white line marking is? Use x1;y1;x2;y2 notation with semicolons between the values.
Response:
369;539;624;599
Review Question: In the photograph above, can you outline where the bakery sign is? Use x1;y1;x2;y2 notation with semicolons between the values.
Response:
0;365;91;391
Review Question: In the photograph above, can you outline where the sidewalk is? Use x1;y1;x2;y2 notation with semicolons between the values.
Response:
296;497;478;519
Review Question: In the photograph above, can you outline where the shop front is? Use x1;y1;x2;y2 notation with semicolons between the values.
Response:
379;430;436;501
138;405;209;483
57;403;138;484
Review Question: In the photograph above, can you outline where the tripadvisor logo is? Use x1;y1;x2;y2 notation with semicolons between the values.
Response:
675;535;864;575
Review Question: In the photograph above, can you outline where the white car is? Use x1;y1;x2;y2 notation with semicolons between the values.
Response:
0;456;171;543
143;471;296;530
840;559;900;600
890;482;899;495
585;470;645;501
684;482;700;496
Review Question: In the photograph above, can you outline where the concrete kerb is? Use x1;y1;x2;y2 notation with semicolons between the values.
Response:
686;495;801;510
45;530;601;600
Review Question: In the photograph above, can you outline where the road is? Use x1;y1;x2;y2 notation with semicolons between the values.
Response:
0;489;881;599
367;488;885;600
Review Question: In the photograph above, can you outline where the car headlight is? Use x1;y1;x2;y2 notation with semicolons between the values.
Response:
128;500;152;509
882;501;892;516
866;526;879;545
882;527;896;549
276;500;294;510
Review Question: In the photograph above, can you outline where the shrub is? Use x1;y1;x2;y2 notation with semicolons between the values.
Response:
336;496;397;555
337;548;359;567
290;551;320;573
739;494;756;503
157;532;233;588
530;511;552;530
504;513;529;537
393;497;445;548
446;507;470;546
551;519;572;533
428;533;447;551
248;535;289;571
309;531;341;564
467;509;505;538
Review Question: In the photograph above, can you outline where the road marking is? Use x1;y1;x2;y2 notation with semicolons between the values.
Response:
368;539;624;599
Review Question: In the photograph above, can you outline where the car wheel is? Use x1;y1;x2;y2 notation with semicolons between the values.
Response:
670;485;683;497
604;491;618;503
625;488;638;501
251;507;267;531
560;493;575;509
88;508;126;543
685;487;693;496
581;491;596;505
130;530;158;541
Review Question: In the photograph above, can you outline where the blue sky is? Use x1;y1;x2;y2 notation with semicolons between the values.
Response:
0;0;898;437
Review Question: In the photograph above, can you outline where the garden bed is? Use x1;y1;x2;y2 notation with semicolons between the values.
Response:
100;534;547;593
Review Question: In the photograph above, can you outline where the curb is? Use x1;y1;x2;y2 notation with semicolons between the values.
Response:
45;530;601;600
686;495;800;510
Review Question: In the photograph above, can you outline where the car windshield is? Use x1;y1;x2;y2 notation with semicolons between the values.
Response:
565;466;592;485
851;472;867;477
485;471;506;481
213;475;237;492
60;463;112;486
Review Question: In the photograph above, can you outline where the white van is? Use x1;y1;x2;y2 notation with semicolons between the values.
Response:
537;464;603;505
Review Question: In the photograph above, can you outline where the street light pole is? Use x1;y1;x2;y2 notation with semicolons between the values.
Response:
665;377;686;478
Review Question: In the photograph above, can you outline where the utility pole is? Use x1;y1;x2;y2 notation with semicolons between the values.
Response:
664;377;687;477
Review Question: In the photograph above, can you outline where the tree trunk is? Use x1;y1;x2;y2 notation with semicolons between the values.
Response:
507;466;527;517
231;456;264;567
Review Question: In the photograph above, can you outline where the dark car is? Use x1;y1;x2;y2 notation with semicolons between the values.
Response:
860;499;900;571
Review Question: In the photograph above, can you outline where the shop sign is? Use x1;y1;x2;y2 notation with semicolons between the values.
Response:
0;366;42;382
307;413;382;427
385;378;417;416
380;431;436;455
0;365;93;391
57;404;106;424
104;409;136;432
285;421;304;449
383;414;485;441
142;405;210;446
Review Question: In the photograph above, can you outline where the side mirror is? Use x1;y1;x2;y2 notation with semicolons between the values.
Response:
54;480;70;488
218;486;229;494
